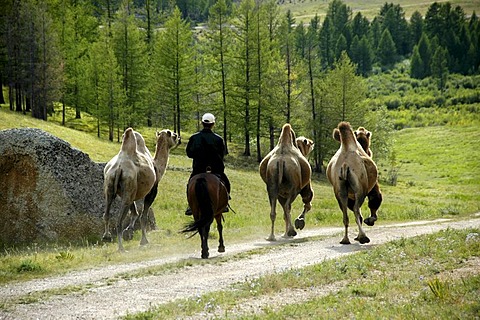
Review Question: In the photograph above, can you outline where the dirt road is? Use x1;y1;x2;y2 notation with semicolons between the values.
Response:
1;216;479;319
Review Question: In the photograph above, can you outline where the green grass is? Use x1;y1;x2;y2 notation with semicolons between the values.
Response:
123;228;480;319
278;0;479;23
0;105;479;284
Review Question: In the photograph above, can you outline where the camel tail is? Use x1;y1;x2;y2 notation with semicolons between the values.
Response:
339;162;349;181
182;177;213;237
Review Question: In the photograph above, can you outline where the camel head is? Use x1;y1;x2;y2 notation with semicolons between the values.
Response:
296;136;314;157
354;127;372;157
156;129;181;150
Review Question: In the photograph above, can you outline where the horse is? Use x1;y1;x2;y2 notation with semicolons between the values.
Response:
181;172;229;259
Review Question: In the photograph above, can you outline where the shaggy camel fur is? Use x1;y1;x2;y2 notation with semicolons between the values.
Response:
327;122;378;244
123;129;181;241
259;124;314;241
103;128;156;251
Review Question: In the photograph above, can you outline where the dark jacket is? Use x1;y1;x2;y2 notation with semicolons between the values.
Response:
186;128;227;175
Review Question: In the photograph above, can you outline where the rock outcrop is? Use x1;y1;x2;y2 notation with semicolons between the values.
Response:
0;128;155;248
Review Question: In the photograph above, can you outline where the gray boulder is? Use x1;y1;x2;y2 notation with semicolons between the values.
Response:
0;128;155;248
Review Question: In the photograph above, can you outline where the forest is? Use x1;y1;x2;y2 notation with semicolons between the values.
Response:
1;0;479;171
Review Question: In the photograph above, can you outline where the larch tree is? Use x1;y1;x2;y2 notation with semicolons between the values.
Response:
152;6;194;136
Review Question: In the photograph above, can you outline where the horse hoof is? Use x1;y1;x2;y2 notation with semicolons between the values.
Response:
295;218;305;230
218;246;225;253
364;217;377;226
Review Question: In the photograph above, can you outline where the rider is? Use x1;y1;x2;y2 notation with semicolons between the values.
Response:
185;113;231;215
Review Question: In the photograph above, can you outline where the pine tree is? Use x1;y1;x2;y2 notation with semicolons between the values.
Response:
410;45;424;79
431;46;449;93
410;11;423;45
377;28;397;69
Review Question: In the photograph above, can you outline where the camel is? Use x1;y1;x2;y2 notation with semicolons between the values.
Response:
327;121;378;244
103;128;156;251
259;124;314;241
123;129;181;241
103;128;180;251
332;126;383;226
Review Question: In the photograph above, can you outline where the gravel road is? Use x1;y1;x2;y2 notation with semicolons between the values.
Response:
1;215;479;320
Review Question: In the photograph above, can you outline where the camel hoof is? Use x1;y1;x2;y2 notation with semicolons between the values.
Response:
218;246;225;253
123;228;134;241
340;238;351;245
355;236;370;244
201;252;209;259
285;229;297;238
102;234;112;242
267;235;276;241
295;218;305;230
364;217;377;226
140;239;149;246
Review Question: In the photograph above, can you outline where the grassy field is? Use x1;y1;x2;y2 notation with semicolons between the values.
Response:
278;0;480;23
0;105;479;284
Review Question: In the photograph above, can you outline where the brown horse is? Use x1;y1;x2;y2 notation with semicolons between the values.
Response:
182;172;229;259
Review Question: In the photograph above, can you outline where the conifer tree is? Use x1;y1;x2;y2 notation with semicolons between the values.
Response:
377;28;397;68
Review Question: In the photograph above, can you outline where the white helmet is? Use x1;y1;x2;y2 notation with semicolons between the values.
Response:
201;113;215;124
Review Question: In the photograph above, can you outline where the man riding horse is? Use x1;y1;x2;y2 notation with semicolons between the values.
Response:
185;113;230;215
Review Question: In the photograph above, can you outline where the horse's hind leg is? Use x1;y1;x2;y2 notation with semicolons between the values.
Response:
295;183;314;230
200;224;211;259
216;214;225;253
365;184;382;226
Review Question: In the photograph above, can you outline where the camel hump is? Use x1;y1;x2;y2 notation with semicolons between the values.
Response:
337;122;357;151
121;128;137;155
278;123;295;148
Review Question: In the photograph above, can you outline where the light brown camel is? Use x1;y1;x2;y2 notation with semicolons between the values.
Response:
332;126;383;226
327;121;378;244
123;129;181;241
103;128;156;251
259;124;313;241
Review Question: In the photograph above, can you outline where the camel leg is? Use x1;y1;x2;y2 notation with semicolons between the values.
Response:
353;194;370;244
336;182;351;244
365;184;382;226
139;183;158;246
280;197;296;238
102;194;114;242
295;183;313;230
216;214;225;253
116;202;131;252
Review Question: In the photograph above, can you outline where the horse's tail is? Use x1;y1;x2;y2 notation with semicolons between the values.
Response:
182;177;214;236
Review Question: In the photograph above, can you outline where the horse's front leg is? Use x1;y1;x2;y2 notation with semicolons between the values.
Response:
295;184;314;230
216;214;225;253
